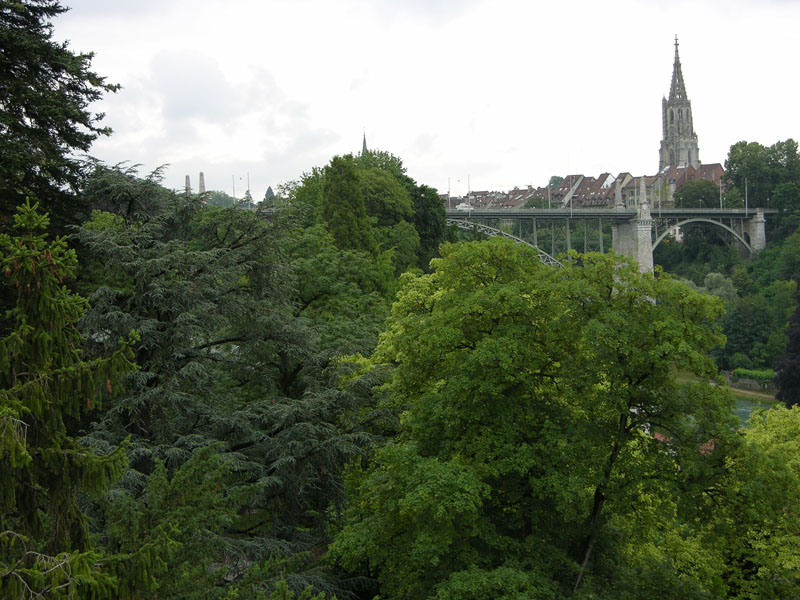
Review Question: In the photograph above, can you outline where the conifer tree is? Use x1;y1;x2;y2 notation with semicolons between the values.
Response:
75;186;377;597
0;201;139;598
0;1;119;227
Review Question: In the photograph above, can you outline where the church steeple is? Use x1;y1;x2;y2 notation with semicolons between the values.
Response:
361;132;368;156
659;36;700;171
668;36;687;102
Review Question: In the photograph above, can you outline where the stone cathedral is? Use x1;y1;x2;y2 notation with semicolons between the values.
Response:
659;37;700;171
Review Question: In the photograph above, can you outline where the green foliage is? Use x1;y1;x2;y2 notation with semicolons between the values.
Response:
703;406;800;598
724;139;800;239
0;0;119;228
293;151;448;273
0;200;141;598
206;189;238;208
225;572;338;600
80;162;172;221
102;446;238;599
284;224;390;355
73;172;383;597
332;239;736;599
359;168;413;228
673;179;721;208
655;139;800;371
320;155;376;254
411;184;450;270
354;149;412;187
732;367;775;384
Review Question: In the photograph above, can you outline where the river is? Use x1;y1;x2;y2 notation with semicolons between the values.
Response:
734;394;778;427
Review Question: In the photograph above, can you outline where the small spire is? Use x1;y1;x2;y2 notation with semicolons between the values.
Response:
361;132;368;155
638;177;651;219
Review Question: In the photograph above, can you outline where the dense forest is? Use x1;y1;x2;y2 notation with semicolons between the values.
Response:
5;2;800;599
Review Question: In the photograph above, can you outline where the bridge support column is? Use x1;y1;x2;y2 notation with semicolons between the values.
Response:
612;208;653;273
744;208;766;252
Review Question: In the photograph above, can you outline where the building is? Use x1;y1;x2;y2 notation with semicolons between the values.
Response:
659;37;700;171
442;38;721;211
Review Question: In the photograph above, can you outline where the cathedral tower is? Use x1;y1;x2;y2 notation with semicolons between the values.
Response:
659;37;700;171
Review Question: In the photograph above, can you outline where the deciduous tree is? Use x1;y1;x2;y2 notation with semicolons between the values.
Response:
331;239;735;598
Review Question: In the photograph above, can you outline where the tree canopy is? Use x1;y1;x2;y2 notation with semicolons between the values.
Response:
0;201;144;598
0;1;118;228
331;239;739;598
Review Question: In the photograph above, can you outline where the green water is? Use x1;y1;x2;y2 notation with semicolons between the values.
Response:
734;395;778;427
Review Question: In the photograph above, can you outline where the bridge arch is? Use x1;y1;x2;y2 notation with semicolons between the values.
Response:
446;218;562;267
652;218;753;253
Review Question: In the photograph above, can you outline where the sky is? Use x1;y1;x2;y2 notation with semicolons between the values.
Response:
56;0;799;201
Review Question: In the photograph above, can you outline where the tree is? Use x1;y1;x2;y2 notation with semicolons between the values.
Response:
0;1;118;228
705;406;800;597
0;201;144;598
359;168;413;228
411;184;450;271
724;141;774;208
75;183;377;597
81;162;172;221
206;189;236;208
724;139;800;212
354;149;413;189
319;155;375;254
777;277;800;407
673;179;721;209
331;239;735;598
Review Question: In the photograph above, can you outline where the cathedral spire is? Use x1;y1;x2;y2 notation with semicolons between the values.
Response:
669;35;687;102
361;132;368;155
659;36;699;171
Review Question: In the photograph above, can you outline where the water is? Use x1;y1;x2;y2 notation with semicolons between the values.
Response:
734;395;778;427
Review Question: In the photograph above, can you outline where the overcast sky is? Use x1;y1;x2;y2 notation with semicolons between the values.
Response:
57;0;799;200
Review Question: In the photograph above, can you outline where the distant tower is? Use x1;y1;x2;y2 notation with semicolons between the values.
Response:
185;174;191;196
198;172;206;194
361;132;368;156
659;36;700;171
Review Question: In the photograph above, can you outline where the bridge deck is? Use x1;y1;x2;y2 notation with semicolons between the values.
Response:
445;207;776;222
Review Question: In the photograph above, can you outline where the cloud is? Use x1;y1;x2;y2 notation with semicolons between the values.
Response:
364;0;483;21
149;51;239;122
63;0;182;17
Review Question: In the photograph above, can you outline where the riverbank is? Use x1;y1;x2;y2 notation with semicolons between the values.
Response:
674;371;779;426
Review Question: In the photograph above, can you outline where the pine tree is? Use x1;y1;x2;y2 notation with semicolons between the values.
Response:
0;1;119;228
0;201;140;598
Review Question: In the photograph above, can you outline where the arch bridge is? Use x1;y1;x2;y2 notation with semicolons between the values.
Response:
446;206;774;272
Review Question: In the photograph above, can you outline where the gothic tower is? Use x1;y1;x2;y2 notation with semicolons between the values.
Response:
659;37;700;171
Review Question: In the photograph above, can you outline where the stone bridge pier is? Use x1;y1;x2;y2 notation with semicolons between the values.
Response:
613;203;767;274
742;208;766;251
612;179;655;273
